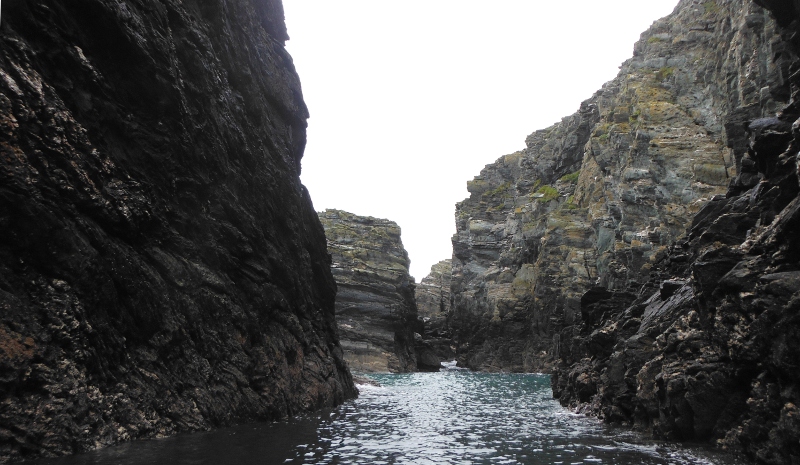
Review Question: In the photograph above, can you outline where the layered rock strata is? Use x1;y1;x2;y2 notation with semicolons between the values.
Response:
318;209;422;373
553;1;800;463
0;1;355;461
415;260;455;363
450;0;789;372
415;260;452;322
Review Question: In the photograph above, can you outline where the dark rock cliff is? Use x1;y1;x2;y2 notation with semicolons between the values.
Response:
449;0;789;372
552;1;800;463
0;0;355;461
318;209;422;373
415;260;455;364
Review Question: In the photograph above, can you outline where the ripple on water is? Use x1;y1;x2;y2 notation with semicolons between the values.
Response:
287;371;743;465
28;371;744;465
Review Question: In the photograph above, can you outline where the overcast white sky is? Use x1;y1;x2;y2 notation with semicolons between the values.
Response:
283;1;679;281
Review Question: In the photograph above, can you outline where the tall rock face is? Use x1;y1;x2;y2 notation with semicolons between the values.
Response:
0;1;355;461
318;209;421;373
415;260;452;323
415;260;455;363
552;1;800;462
449;0;789;372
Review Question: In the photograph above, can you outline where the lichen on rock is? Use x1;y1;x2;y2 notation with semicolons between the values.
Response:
318;209;422;373
549;0;800;462
449;0;789;373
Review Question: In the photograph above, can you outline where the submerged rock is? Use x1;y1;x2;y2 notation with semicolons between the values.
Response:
351;375;381;388
0;0;355;461
318;209;421;373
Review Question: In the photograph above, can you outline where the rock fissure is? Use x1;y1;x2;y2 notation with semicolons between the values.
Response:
318;209;429;373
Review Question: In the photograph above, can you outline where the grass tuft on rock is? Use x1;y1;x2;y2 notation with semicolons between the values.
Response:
559;171;581;184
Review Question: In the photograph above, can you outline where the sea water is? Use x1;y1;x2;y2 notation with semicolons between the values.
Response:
33;364;743;465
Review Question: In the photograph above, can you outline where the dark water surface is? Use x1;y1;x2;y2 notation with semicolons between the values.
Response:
34;367;743;465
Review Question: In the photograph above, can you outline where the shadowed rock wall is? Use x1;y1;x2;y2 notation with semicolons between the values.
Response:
0;0;355;461
318;209;420;373
415;260;455;363
449;0;789;372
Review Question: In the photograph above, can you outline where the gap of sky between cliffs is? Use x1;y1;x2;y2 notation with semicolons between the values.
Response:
284;0;679;281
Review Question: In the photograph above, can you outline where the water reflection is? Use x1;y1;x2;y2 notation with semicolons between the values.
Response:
286;371;742;465
31;369;743;465
31;416;320;465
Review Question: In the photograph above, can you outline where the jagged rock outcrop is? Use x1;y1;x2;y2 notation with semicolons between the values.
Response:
449;0;789;372
552;1;800;463
0;1;355;461
416;260;452;321
318;209;423;373
414;260;455;363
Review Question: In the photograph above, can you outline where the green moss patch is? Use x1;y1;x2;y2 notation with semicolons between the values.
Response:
533;185;559;202
559;171;581;184
703;1;720;15
484;181;512;198
655;66;675;82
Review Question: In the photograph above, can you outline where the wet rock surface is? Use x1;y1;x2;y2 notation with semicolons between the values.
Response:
449;0;789;372
0;1;355;461
553;1;800;462
318;210;421;373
